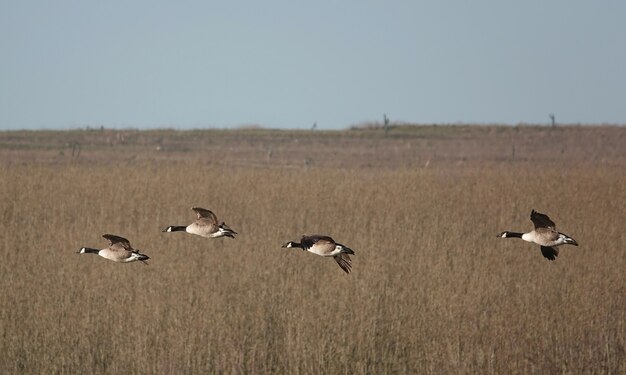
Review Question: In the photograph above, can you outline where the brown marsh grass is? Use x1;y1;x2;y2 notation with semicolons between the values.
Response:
0;126;624;373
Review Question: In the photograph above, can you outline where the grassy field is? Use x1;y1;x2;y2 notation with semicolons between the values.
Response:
0;125;624;373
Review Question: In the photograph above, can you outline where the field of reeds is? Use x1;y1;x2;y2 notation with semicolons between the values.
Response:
0;125;624;373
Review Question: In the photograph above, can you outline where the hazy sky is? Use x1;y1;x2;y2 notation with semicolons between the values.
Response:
1;1;625;130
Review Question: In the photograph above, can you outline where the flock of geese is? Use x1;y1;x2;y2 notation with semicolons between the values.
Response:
78;207;356;272
79;208;578;273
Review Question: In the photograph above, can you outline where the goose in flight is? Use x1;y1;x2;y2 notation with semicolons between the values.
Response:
282;234;355;273
163;207;237;239
499;209;578;260
78;234;150;264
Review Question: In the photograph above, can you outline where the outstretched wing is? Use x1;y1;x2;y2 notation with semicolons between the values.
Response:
540;246;559;261
334;253;353;274
530;210;556;229
102;234;133;251
192;207;218;224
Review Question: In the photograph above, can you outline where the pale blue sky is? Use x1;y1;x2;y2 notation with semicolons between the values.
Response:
1;1;625;130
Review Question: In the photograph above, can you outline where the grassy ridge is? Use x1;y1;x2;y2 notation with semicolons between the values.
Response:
0;128;624;373
1;125;625;169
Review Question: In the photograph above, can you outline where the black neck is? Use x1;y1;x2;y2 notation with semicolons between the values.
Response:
82;247;100;254
168;226;187;232
506;231;523;238
291;242;302;249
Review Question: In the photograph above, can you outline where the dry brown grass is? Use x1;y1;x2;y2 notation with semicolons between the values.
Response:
0;126;624;373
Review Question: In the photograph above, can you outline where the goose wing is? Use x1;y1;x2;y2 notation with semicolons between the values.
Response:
540;246;559;261
102;234;133;251
334;253;353;274
192;207;218;225
530;210;556;229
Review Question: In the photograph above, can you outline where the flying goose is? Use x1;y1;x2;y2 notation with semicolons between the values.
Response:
282;235;355;274
78;234;150;264
499;209;578;260
163;207;237;239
